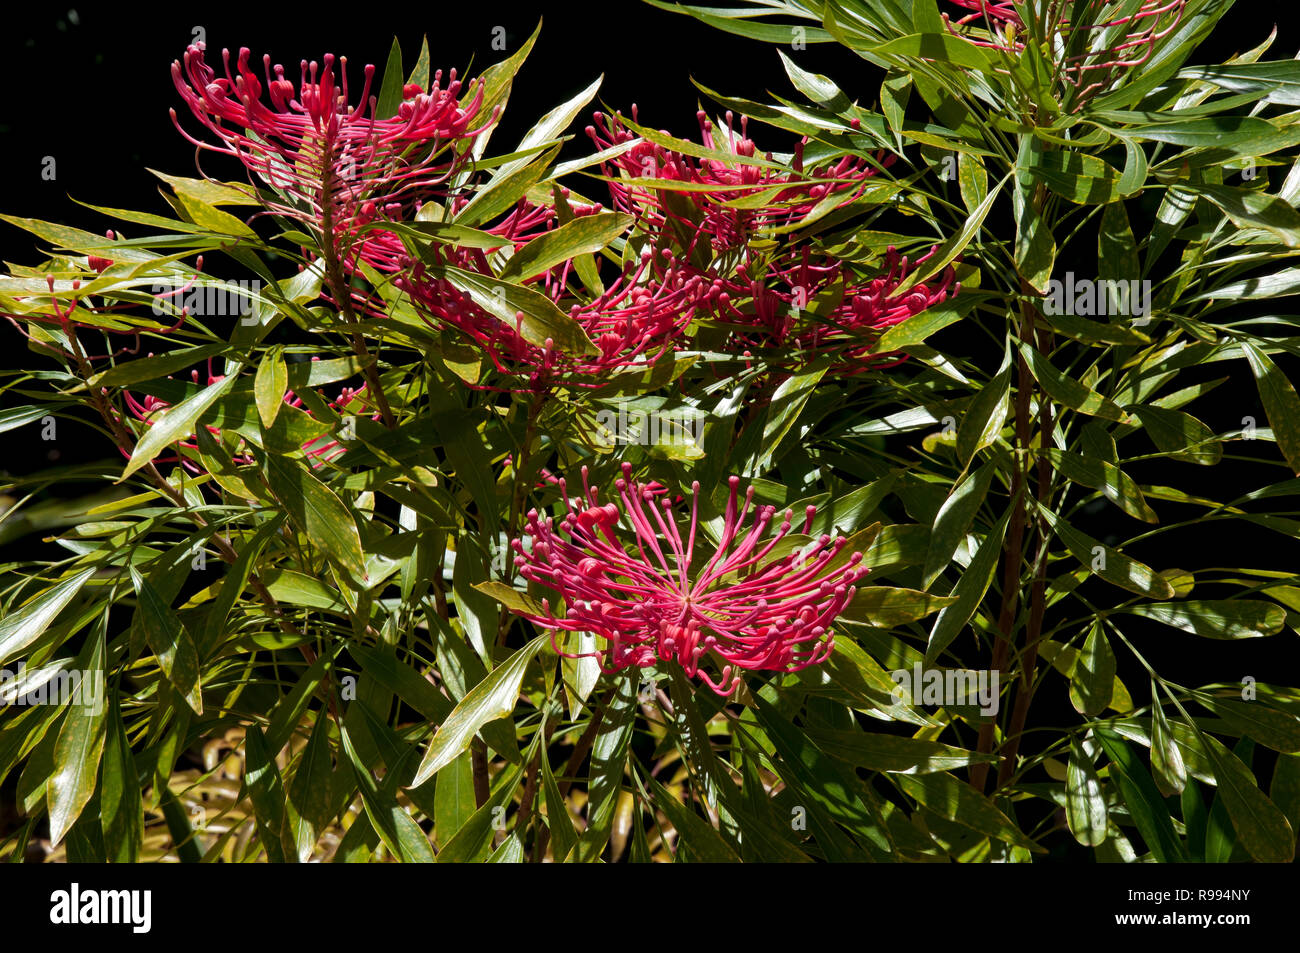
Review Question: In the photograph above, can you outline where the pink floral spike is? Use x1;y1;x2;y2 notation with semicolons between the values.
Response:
942;1;1186;104
711;245;960;373
587;108;887;255
170;44;494;246
356;222;714;392
509;463;865;697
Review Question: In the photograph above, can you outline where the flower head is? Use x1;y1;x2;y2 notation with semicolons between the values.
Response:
588;108;884;257
943;1;1186;105
170;44;493;246
709;245;960;373
355;208;713;392
510;463;865;696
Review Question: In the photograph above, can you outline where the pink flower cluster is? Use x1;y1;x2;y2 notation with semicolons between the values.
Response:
943;1;1187;102
587;109;955;372
587;108;880;253
509;464;865;696
709;245;959;373
170;44;493;247
122;358;365;470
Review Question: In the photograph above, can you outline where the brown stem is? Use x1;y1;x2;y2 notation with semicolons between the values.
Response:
996;330;1055;789
471;739;491;809
971;349;1033;792
318;155;396;430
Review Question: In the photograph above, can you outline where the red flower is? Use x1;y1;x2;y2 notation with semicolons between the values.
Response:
709;245;960;373
509;463;865;697
354;203;713;391
587;108;885;255
943;1;1186;103
170;44;493;246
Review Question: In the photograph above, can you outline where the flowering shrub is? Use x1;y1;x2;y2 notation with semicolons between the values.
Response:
2;3;1300;866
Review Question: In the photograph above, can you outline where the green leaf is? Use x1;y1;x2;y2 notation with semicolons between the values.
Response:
923;460;995;588
338;723;435;863
254;345;288;429
148;170;260;207
1200;733;1295;863
1032;150;1124;205
1108;116;1292;157
288;708;336;834
411;636;546;787
263;455;367;582
0;568;96;667
1130;406;1222;466
472;580;547;618
174;191;258;239
892;176;1004;296
1197;184;1300;247
759;361;828;464
1095;728;1187;861
1065;738;1108;847
122;372;237;480
1069;620;1116;717
1177;61;1300;106
47;632;107;845
456;143;562;227
842;586;956;627
433;750;476;850
129;567;203;714
1150;696;1187;797
348;644;451;723
956;357;1010;465
958;152;988;212
430;264;597;357
1116;136;1148;197
871;32;994;73
804;728;993;774
1019;343;1129;423
1015;198;1056;294
894;772;1041;852
1039;505;1173;598
89;344;228;389
648;777;740;862
574;676;637;862
436;765;525;863
100;699;142;863
1199;698;1300;752
926;509;1010;660
375;37;405;120
1099;201;1141;285
1242;341;1300;474
243;724;288;863
540;745;576;861
497;212;631;282
1119;600;1285;639
777;50;851;111
1042;449;1158;523
875;298;967;352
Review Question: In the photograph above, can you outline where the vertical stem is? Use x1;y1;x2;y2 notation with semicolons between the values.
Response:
471;739;491;809
318;153;396;430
